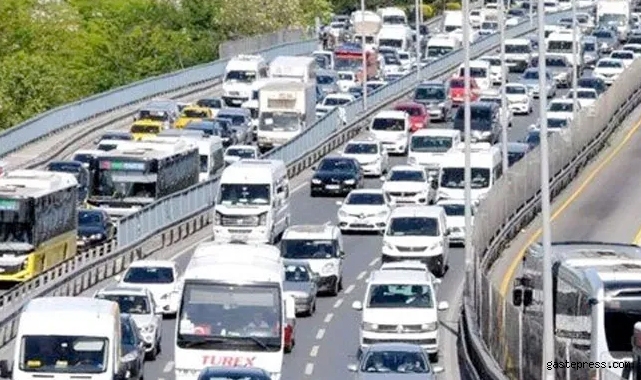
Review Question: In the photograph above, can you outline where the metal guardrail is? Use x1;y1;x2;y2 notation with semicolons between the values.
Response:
465;36;641;380
0;9;573;352
0;28;315;159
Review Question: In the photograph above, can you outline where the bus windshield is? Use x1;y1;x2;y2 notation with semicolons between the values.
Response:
177;282;282;351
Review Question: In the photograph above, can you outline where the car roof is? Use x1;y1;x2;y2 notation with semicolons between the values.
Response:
97;285;149;296
128;260;175;268
365;342;426;353
389;205;443;218
368;269;432;285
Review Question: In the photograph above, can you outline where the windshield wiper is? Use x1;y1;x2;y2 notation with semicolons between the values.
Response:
179;335;273;350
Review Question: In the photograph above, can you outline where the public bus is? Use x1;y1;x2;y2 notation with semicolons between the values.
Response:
87;140;199;219
513;242;641;379
0;170;78;282
46;161;91;205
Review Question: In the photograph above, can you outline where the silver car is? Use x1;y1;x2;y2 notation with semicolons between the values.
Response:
217;108;253;144
520;68;557;99
317;69;340;96
283;260;318;316
348;343;443;379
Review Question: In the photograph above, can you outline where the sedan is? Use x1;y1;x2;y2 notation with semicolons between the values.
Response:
195;97;224;117
394;101;429;132
348;343;443;379
610;50;635;68
504;83;533;115
310;156;363;197
577;76;607;96
341;138;389;177
217;108;253;144
336;189;391;233
520;68;556;98
593;58;625;85
283;261;318;316
120;315;145;380
564;88;598;108
224;144;259;165
77;209;115;247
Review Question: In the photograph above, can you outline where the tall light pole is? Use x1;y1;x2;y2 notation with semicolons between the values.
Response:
529;0;534;26
571;0;578;122
360;1;368;110
537;0;554;376
415;0;421;81
499;0;509;173
462;0;474;305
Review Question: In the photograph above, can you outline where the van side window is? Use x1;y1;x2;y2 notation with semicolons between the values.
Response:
494;163;503;182
259;67;268;78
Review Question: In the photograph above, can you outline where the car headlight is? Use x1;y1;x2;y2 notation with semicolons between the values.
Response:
122;351;138;362
338;209;349;218
362;322;379;331
321;262;336;274
383;241;394;250
214;211;222;225
89;234;104;240
311;178;322;184
344;179;356;185
429;242;442;250
142;324;156;333
258;212;268;225
422;322;438;331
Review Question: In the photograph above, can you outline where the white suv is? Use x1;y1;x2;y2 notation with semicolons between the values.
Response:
281;224;345;296
381;165;435;206
352;269;449;362
381;206;450;276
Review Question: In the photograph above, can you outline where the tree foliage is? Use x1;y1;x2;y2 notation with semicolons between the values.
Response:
0;0;331;130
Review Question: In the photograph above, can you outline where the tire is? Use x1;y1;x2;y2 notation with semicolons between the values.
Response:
329;277;340;296
429;352;439;362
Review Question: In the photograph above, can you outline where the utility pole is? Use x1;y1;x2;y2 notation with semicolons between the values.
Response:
571;0;578;122
499;0;509;173
361;0;368;110
415;0;421;81
462;0;474;306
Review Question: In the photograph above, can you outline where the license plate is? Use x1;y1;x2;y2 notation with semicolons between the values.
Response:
232;99;242;104
230;235;247;241
325;185;340;190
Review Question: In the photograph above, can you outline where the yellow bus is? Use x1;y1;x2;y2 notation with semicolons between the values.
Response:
0;170;79;282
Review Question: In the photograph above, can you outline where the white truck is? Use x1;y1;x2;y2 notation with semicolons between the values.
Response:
350;10;383;51
269;56;316;83
597;0;631;41
222;55;268;107
241;78;273;129
257;81;316;152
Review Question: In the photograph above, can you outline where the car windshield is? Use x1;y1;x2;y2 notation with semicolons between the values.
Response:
197;99;222;108
78;211;103;225
20;335;108;374
386;217;438;236
506;44;530;53
344;143;378;154
224;70;257;83
450;78;465;88
96;294;150;314
441;167;491;189
123;266;175;284
592;30;614;38
318;158;354;172
612;52;633;59
441;203;469;216
546;57;567;67
414;86;446;101
549;102;573;112
226;148;256;159
371;118;405;131
481;57;501;66
523;70;539;79
597;60;622;68
389;170;424;182
218;114;246;126
281;239;337;259
360;350;430;373
583;42;596;52
459;67;487;78
346;192;386;205
506;85;527;94
575;90;597;99
284;265;312;282
384;55;401;65
410;135;453;153
317;75;336;85
367;283;434;308
183;109;209;118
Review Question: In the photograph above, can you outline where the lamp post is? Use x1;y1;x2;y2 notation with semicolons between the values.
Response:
415;0;421;81
499;0;509;173
571;0;578;122
360;0;368;110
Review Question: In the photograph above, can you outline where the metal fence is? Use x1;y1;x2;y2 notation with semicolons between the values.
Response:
466;45;641;380
0;29;317;158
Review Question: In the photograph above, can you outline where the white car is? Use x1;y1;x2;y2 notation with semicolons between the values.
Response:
224;144;259;165
593;58;625;85
504;83;533;115
397;50;414;71
478;56;503;86
381;165;435;206
341;138;389;176
95;286;162;359
546;99;580;120
316;93;355;119
115;260;182;316
622;43;641;57
336;189;391;232
564;88;598;108
336;71;357;92
610;50;635;68
436;199;476;245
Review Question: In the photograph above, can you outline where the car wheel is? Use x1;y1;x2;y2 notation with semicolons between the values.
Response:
429;352;439;362
329;278;340;296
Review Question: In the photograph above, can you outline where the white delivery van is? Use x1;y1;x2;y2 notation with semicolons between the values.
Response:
269;56;317;83
377;6;408;25
214;159;290;244
222;55;269;107
425;34;461;61
457;60;492;91
377;25;413;51
1;297;124;380
407;129;462;177
368;110;410;155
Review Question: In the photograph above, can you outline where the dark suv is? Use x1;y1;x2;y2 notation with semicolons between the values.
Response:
453;102;500;143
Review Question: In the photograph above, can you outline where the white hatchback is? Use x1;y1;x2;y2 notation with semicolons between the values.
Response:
341;138;389;177
381;165;435;205
116;260;182;316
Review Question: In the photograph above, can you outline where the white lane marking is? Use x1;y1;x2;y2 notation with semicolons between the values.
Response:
324;313;334;323
316;328;326;340
333;298;344;308
163;361;174;373
344;284;355;294
357;271;367;280
310;345;320;357
305;363;315;375
369;257;380;267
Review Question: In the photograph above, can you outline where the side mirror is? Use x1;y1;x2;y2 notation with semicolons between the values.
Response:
335;200;343;206
379;175;386;182
433;365;445;374
285;295;297;320
433;278;442;285
347;363;358;372
311;166;317;171
443;229;451;236
438;301;450;311
0;360;11;379
352;301;363;310
114;275;122;282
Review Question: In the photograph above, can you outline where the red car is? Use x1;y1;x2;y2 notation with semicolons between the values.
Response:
394;102;429;132
449;77;480;106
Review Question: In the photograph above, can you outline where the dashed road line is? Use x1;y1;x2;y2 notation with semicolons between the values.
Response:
316;328;326;340
310;345;320;357
324;313;334;323
357;271;367;280
305;363;315;375
369;257;380;267
334;298;344;308
163;361;174;373
345;284;355;294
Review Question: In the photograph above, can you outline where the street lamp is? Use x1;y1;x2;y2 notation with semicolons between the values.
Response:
499;0;509;173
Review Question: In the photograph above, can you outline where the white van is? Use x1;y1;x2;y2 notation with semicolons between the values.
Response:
377;7;408;25
381;205;450;276
377;25;413;51
351;269;449;363
368;110;410;155
270;56;317;83
2;297;124;380
437;143;502;202
458;60;492;91
222;54;269;107
425;34;461;61
151;131;225;182
442;10;463;33
407;129;462;177
214;159;290;244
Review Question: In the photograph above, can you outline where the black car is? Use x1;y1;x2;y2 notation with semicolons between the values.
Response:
523;129;554;150
121;314;145;380
77;209;115;247
577;76;607;96
506;142;530;166
197;367;271;380
453;102;500;143
310;157;363;197
186;118;236;147
46;161;91;204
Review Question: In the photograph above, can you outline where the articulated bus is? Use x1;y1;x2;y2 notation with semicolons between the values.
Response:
0;170;78;282
88;140;199;219
513;242;641;379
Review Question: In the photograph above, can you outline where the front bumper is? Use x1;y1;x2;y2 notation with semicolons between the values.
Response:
222;95;249;107
310;182;357;196
359;161;384;176
294;297;314;314
427;107;446;121
381;140;407;154
317;275;338;292
359;330;439;353
213;226;270;244
381;253;444;274
508;102;530;114
338;215;387;231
